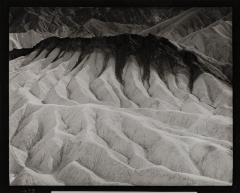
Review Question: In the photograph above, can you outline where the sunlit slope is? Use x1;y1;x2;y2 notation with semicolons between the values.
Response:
9;35;232;186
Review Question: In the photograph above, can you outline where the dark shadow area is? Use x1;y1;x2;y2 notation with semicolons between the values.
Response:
9;47;34;60
9;34;232;86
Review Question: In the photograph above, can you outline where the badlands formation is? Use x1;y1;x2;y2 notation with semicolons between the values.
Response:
9;7;232;186
9;35;232;186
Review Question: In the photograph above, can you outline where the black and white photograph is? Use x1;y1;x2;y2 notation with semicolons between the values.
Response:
8;6;233;187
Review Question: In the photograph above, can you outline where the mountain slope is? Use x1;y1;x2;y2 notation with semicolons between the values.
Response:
83;18;148;37
178;19;232;63
8;7;187;51
140;7;231;41
9;35;232;185
9;7;186;33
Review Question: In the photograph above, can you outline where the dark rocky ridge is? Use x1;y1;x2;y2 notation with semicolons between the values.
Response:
9;34;232;87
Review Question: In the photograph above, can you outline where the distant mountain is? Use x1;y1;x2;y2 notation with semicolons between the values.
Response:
178;19;232;63
9;7;232;62
83;18;148;37
9;7;186;33
140;7;231;41
9;7;187;51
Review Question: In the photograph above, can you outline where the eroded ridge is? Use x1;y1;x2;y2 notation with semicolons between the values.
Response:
9;35;232;186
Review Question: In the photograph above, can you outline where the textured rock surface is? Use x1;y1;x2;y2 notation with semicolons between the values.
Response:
9;36;232;185
9;7;232;186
